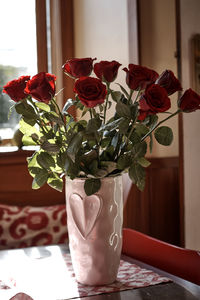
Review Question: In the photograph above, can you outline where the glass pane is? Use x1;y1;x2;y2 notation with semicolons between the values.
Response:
0;0;37;141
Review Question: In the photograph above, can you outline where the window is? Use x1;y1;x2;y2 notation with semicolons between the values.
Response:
0;0;74;146
0;0;37;140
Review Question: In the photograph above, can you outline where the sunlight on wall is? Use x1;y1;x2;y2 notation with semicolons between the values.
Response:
73;0;129;121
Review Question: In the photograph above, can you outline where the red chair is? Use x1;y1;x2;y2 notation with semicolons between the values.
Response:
122;228;200;286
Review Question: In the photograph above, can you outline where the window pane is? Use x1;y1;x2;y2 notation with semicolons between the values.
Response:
0;0;37;140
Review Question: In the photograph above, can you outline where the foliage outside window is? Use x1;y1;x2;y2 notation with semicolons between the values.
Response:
0;0;37;144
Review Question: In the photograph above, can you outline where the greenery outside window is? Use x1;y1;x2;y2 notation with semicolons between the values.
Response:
0;0;37;143
0;0;74;148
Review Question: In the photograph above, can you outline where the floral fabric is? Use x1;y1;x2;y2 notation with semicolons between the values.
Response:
0;204;68;249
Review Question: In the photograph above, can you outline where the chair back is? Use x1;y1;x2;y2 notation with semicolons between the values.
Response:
122;228;200;286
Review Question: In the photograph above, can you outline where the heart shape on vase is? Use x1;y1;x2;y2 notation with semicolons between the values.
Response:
69;193;102;239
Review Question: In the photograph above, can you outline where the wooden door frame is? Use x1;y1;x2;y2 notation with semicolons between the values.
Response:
175;0;185;247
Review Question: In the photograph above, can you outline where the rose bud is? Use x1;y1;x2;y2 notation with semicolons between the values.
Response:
74;76;107;108
139;84;171;114
25;72;56;103
123;64;158;90
63;57;96;78
3;76;30;102
178;88;200;112
156;70;182;95
94;60;121;82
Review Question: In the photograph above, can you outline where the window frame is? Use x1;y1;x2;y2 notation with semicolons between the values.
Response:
0;0;75;151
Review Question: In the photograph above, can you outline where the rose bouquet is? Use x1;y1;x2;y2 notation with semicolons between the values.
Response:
3;58;200;195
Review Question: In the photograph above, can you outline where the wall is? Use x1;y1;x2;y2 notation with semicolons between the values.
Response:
73;0;130;121
180;0;200;250
139;0;179;157
73;0;129;68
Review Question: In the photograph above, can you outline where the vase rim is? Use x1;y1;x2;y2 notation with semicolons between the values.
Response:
65;174;122;182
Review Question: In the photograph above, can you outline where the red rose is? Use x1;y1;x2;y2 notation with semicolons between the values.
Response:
3;76;30;102
138;110;148;121
25;72;56;103
156;70;182;95
63;57;96;78
139;84;171;115
94;60;121;82
123;64;158;90
178;88;200;112
74;77;107;108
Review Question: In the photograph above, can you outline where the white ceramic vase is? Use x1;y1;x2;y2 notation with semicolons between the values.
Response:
65;175;123;286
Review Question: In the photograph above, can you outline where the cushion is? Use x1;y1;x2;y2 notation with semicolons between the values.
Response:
0;204;68;250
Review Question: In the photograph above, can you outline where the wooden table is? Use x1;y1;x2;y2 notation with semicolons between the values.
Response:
0;244;199;300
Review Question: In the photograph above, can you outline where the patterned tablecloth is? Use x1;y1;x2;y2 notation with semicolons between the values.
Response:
0;252;170;299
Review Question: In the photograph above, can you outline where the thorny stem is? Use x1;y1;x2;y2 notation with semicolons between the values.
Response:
128;89;133;103
141;109;181;142
89;109;100;162
103;82;110;124
89;108;93;120
52;98;68;135
30;99;48;135
127;121;135;142
126;89;141;143
134;87;142;103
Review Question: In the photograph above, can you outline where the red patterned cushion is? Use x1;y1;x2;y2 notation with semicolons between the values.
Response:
0;204;68;249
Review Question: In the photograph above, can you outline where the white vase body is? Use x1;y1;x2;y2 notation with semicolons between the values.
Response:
65;176;123;285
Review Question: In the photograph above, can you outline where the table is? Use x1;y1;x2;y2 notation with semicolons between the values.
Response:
0;244;199;300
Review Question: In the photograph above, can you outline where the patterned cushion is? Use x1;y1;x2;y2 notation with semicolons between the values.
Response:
0;204;68;249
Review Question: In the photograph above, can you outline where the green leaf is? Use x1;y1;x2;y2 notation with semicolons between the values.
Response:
84;178;101;196
35;102;50;112
98;104;104;112
67;132;83;161
130;104;139;121
89;160;99;175
129;131;140;145
19;118;41;136
101;137;110;148
36;152;56;169
47;174;63;192
111;132;119;149
135;124;149;137
117;153;132;170
137;157;151;168
116;83;129;98
44;113;64;125
132;141;147;158
57;151;67;169
118;118;130;134
148;115;158;128
80;150;98;164
116;102;131;118
129;163;146;191
28;166;42;176
27;152;39;168
110;90;122;102
15;100;37;119
23;118;36;127
100;161;117;174
41;141;60;153
50;111;60;118
22;135;37;146
32;179;40;190
86;118;102;133
99;117;124;132
65;156;79;178
32;169;49;189
154;126;173;146
31;133;40;143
